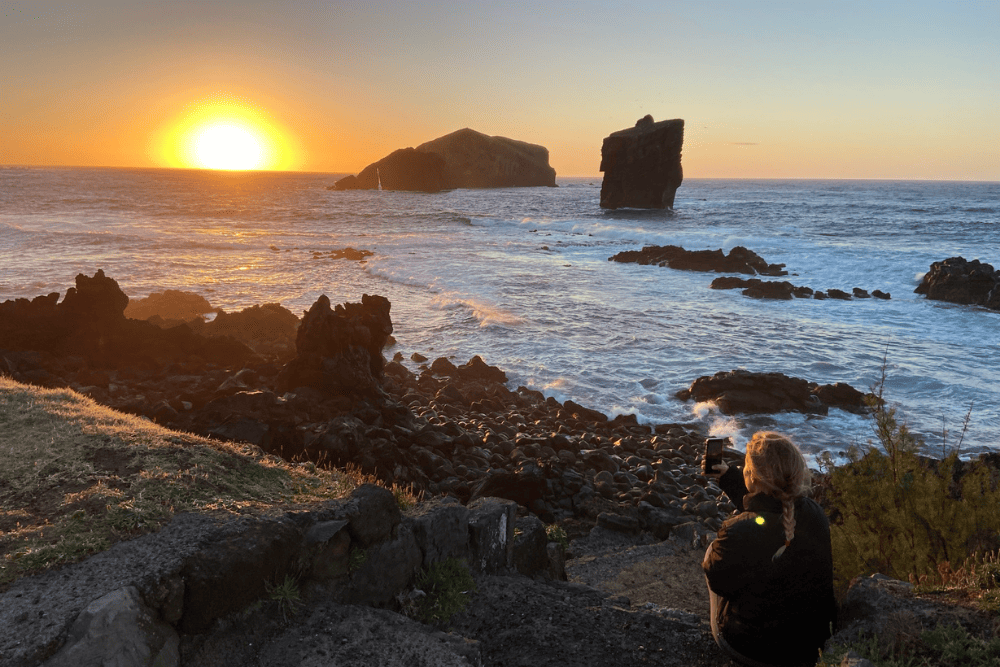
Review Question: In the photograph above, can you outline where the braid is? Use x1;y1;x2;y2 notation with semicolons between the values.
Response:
772;496;796;561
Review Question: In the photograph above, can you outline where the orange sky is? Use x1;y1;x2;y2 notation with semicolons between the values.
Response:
2;1;997;179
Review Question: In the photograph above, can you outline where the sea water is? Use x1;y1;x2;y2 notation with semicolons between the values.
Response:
1;166;997;461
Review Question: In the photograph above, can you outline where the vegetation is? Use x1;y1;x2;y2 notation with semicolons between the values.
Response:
546;523;569;551
816;357;1000;666
265;574;302;620
411;558;477;625
0;377;362;588
819;362;1000;593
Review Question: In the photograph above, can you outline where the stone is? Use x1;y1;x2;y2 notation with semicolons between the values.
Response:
612;245;786;276
332;128;556;191
345;484;402;547
124;289;213;322
333;147;446;192
467;497;516;574
417;128;556;188
512;515;550;576
42;586;179;667
276;293;392;395
408;498;470;568
915;256;1000;310
342;522;422;606
676;369;871;415
600;116;684;209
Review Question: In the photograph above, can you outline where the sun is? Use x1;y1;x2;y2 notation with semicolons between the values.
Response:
153;97;299;171
192;123;264;170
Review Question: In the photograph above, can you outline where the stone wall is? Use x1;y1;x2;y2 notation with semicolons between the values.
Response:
1;486;560;667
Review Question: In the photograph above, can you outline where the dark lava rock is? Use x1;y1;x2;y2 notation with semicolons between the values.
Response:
599;115;684;209
276;294;392;395
915;256;1000;310
332;128;556;192
124;290;214;322
676;369;871;415
611;245;786;276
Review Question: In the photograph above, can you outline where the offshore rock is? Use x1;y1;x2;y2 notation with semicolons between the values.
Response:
333;147;446;192
676;369;871;415
914;256;1000;310
600;116;684;209
612;245;787;276
331;128;556;192
124;289;213;322
277;293;393;395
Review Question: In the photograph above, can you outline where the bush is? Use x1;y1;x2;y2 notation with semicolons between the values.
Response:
821;362;1000;592
412;558;476;625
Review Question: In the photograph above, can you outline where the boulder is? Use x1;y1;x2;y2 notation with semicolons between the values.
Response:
599;116;684;209
915;256;1000;310
331;128;556;192
675;369;871;415
277;293;393;395
611;245;787;276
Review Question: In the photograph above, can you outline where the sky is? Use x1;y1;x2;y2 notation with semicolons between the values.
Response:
1;0;998;179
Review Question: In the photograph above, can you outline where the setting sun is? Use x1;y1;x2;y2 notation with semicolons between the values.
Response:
152;96;298;171
192;123;264;170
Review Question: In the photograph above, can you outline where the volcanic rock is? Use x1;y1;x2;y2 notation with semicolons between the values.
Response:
417;128;556;189
675;369;871;415
915;256;1000;310
331;128;556;192
611;245;787;276
124;290;213;322
599;116;684;209
276;294;393;395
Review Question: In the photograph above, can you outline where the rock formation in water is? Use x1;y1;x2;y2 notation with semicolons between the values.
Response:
610;244;786;276
675;369;872;416
331;128;556;192
914;256;1000;311
599;116;684;209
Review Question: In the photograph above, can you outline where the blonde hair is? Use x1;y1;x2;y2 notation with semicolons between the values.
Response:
743;431;811;560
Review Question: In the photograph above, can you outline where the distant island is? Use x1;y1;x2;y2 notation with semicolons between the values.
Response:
330;128;557;192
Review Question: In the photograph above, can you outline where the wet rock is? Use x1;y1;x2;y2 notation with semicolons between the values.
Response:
612;245;786;276
676;369;871;415
600;116;684;209
915;256;1000;310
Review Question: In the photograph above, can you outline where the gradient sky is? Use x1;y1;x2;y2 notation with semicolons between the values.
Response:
2;0;998;178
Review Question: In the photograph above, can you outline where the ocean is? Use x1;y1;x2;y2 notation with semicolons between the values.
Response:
1;166;997;462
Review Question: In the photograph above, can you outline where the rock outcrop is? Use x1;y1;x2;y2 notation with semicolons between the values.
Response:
914;256;1000;310
710;276;891;301
276;294;393;396
676;369;872;416
331;128;556;192
600;116;684;209
610;245;786;276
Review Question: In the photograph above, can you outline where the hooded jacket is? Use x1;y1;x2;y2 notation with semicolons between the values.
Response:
703;466;837;667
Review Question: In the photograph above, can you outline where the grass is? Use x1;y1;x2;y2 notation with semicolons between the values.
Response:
0;376;362;588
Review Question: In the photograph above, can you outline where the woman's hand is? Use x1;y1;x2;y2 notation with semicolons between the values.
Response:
704;463;729;478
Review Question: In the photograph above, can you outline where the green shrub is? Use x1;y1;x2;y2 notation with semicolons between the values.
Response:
823;624;1000;667
412;558;476;625
546;524;569;551
821;363;1000;592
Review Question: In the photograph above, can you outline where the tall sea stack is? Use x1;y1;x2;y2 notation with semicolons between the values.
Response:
599;116;684;209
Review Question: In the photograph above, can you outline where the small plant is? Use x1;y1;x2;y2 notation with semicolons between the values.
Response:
546;524;569;551
349;546;367;573
411;558;476;625
264;574;301;620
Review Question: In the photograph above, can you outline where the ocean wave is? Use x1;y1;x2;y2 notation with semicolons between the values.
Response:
429;294;525;328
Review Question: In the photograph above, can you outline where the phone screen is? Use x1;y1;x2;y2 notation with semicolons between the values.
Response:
702;437;728;474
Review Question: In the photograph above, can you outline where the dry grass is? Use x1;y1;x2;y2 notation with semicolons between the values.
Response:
0;376;362;588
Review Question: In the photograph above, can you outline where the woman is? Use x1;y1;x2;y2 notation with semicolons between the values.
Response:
703;432;836;667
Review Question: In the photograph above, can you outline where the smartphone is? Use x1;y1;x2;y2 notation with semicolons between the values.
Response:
702;437;730;474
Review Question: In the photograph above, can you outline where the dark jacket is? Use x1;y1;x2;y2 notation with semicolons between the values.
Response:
703;467;837;667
